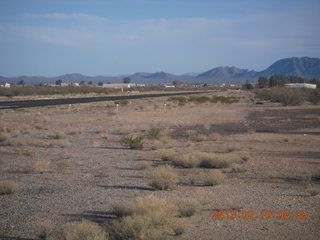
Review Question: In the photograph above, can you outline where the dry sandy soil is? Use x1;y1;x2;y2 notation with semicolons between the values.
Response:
0;90;319;240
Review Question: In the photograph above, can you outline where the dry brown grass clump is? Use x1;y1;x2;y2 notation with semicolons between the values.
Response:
173;151;231;169
111;200;134;218
34;219;53;240
33;160;51;173
121;136;144;150
208;133;222;141
68;128;82;135
194;134;208;142
109;196;181;240
149;139;163;150
48;220;107;240
148;165;178;190
203;169;225;186
0;180;19;194
174;198;198;217
118;125;134;135
159;149;176;162
50;131;66;139
0;131;9;142
133;162;149;170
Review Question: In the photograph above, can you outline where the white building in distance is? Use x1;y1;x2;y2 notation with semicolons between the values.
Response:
0;82;10;88
284;83;316;89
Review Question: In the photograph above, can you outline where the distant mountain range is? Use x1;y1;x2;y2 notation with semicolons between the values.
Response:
1;57;319;84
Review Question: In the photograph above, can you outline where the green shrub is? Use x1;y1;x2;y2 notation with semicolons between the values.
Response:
121;136;144;149
147;128;161;139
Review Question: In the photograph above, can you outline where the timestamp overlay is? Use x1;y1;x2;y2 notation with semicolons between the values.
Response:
211;210;309;220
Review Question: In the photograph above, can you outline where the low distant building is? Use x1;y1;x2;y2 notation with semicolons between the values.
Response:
164;85;175;88
0;82;10;88
101;83;135;89
284;83;316;89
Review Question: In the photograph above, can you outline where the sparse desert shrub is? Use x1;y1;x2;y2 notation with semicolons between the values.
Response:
134;162;148;170
33;160;51;173
173;151;230;169
147;128;161;139
34;219;53;240
188;96;210;103
68;128;82;135
241;156;249;162
231;167;247;173
0;180;19;194
0;132;9;142
198;153;230;168
256;88;308;106
109;196;177;240
55;220;107;240
121;136;144;150
172;151;201;168
56;139;71;148
167;96;187;105
149;165;178;190
171;221;185;236
210;96;239;104
149;140;163;150
159;149;176;162
111;200;134;218
194;134;207;142
203;169;225;186
133;196;176;218
110;215;165;240
208;133;222;141
95;127;107;134
50;131;66;139
114;100;129;106
278;89;306;106
118;125;134;135
308;189;320;197
100;133;109;139
174;199;198;217
223;145;237;153
308;89;320;104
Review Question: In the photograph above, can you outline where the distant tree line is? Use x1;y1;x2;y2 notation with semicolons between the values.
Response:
258;75;320;88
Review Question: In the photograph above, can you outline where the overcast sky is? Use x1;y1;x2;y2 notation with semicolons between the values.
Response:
0;0;319;76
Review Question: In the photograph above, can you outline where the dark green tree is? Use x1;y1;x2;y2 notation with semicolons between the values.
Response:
172;79;182;86
123;77;131;83
258;77;269;88
55;79;62;86
17;80;25;85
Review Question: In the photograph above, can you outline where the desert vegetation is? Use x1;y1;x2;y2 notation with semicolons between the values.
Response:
0;180;19;194
1;90;319;240
255;88;320;105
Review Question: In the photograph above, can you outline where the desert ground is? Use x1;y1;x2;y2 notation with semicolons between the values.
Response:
0;90;319;240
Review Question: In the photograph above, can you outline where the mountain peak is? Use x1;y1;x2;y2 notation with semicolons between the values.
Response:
257;57;320;78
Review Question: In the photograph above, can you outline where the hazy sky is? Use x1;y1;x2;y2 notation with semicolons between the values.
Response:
0;0;319;76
